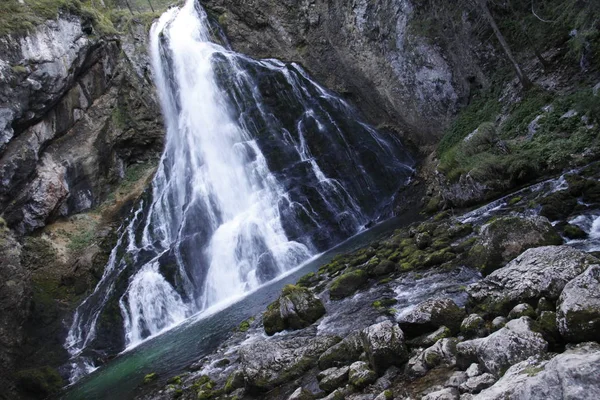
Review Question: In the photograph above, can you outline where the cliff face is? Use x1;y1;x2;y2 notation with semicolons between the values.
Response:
0;12;163;397
204;0;490;147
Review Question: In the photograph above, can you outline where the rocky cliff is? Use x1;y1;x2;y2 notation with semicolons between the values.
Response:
0;6;163;397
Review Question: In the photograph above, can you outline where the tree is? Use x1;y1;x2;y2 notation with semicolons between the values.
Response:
476;0;532;90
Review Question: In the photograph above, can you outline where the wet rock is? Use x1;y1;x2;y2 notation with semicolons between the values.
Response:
465;216;562;275
467;246;596;316
239;333;340;391
457;317;548;376
423;387;460;400
398;298;465;336
459;373;496;394
263;284;326;335
318;366;350;393
361;320;408;374
475;342;600;399
289;387;314;400
407;326;451;348
508;303;536;320
407;338;458;377
318;330;364;369
557;265;600;343
348;361;377;388
460;314;486;339
329;270;368;299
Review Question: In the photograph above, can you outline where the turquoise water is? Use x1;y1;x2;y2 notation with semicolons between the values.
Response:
59;215;418;400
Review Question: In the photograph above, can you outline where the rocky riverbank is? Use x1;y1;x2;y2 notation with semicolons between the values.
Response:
137;163;600;400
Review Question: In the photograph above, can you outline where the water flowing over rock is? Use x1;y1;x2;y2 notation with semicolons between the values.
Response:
64;0;413;381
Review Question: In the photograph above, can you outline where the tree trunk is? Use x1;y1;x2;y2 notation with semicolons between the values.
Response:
478;0;532;90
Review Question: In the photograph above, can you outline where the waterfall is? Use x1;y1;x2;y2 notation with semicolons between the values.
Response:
65;0;414;382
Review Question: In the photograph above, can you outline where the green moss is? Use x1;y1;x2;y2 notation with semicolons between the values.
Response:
167;375;182;385
508;196;523;205
329;269;368;299
143;372;158;384
297;271;316;287
237;316;255;332
563;224;587;239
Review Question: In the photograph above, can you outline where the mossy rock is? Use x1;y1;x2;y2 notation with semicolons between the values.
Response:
143;372;158;384
15;366;63;396
369;259;397;276
563;224;587;239
329;269;368;299
539;191;577;221
263;284;326;335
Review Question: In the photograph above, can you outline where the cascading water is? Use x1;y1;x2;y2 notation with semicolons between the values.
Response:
65;0;414;382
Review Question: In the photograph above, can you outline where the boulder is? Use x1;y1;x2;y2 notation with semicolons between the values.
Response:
318;366;349;393
557;265;600;343
446;371;468;388
406;338;458;377
422;387;460;400
475;342;600;399
361;320;408;374
465;216;562;275
288;387;314;400
398;298;465;336
460;314;486;339
466;363;483;378
467;246;596;316
263;284;326;335
491;317;506;331
456;317;548;376
239;334;340;391
459;373;496;394
407;326;451;348
329;270;368;299
348;361;377;388
507;303;536;320
318;330;364;369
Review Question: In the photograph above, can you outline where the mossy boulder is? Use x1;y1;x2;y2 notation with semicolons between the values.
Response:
318;330;363;370
563;224;587;240
460;314;486;339
465;216;562;275
508;303;536;320
263;284;326;335
398;298;465;336
348;361;376;388
329;269;368;299
15;366;63;396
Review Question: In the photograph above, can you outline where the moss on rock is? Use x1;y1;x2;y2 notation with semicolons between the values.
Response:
329;269;368;299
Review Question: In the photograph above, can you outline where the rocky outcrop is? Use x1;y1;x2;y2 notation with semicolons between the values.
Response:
263;284;326;335
557;265;600;343
467;246;597;316
465;216;562;275
203;0;491;147
0;15;163;234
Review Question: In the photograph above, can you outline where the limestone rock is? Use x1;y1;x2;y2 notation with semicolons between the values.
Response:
491;317;506;331
466;363;483;378
557;265;600;343
446;371;468;388
361;320;408;373
508;303;536;320
465;216;562;275
460;314;486;339
263;284;326;335
467;246;596;316
288;387;314;400
318;366;349;393
398;298;465;336
239;333;340;391
459;373;496;394
456;317;548;376
348;361;376;388
318;330;364;370
422;387;460;400
407;325;451;348
475;342;600;399
407;338;458;377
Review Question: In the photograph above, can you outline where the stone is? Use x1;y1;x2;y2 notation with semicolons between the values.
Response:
475;342;600;399
491;317;506;331
263;284;326;335
288;387;314;400
361;320;408;374
535;311;561;348
460;314;486;338
329;270;368;299
407;325;451;348
398;298;465;336
507;303;536;320
348;361;376;388
374;390;394;400
465;216;562;275
466;363;483;378
467;246;596;316
406;338;458;377
556;265;600;343
422;387;460;400
459;373;496;394
536;297;554;314
318;366;350;393
239;333;340;391
318;330;364;369
446;371;468;388
456;317;548;376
